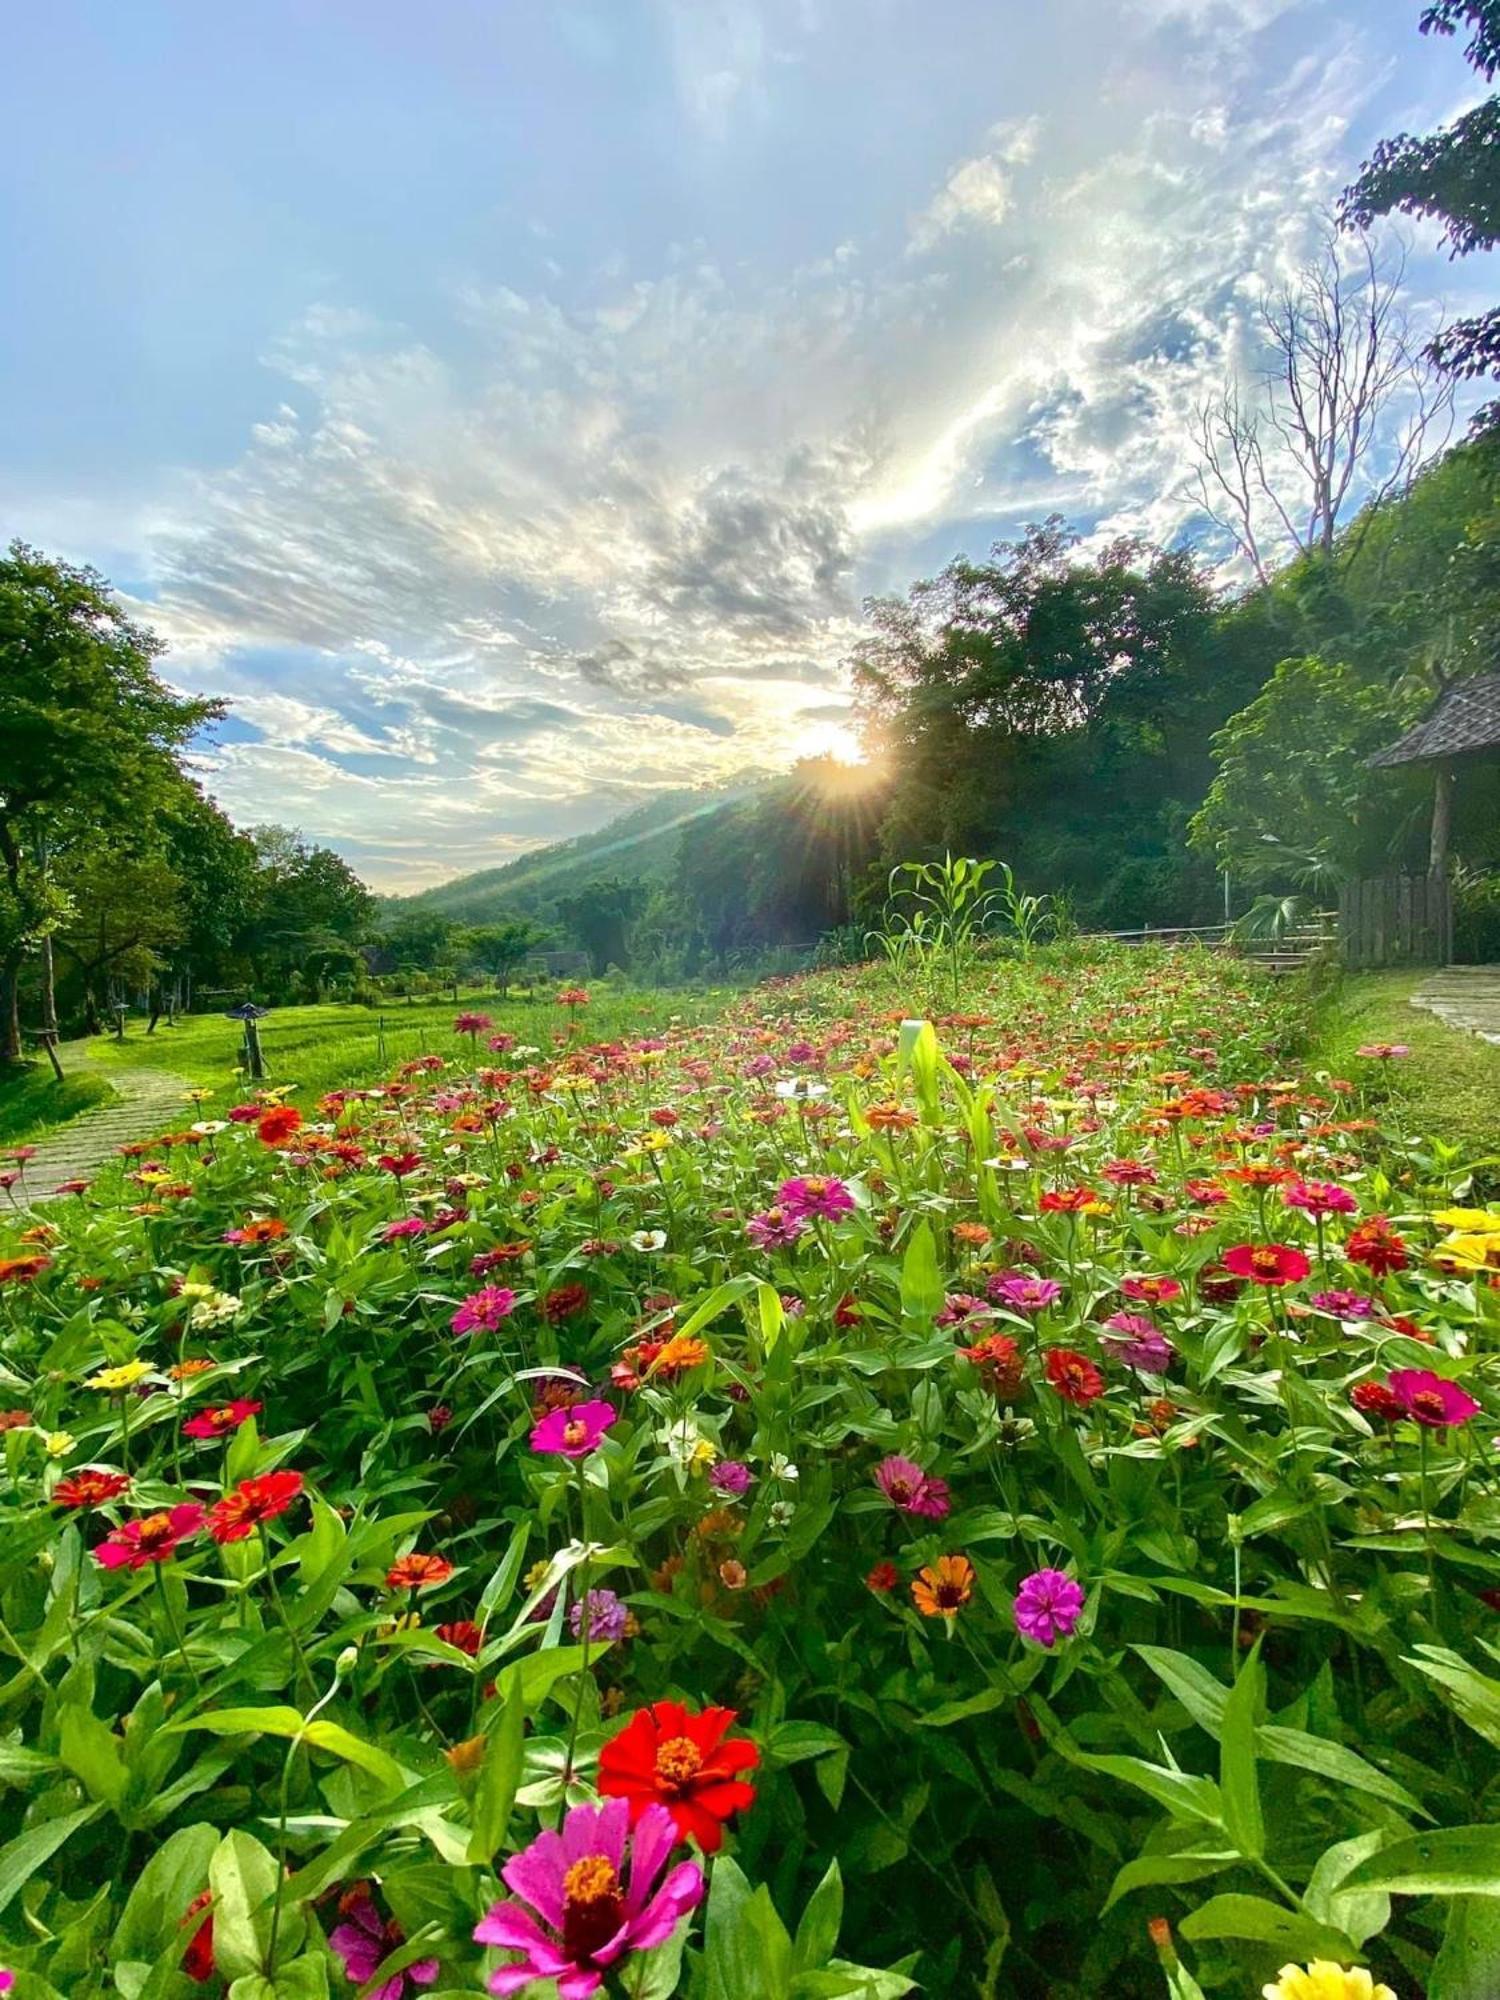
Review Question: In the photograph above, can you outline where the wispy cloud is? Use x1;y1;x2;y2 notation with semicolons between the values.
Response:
17;0;1475;888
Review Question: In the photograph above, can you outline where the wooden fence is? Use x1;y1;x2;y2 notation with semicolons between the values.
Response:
1338;873;1452;970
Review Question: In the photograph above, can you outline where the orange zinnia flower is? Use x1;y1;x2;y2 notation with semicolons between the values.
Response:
912;1555;975;1619
387;1552;455;1591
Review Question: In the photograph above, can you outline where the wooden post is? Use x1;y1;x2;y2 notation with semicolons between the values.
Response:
243;1017;266;1080
1430;762;1454;876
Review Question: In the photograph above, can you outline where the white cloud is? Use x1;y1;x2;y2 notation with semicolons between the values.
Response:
105;0;1473;888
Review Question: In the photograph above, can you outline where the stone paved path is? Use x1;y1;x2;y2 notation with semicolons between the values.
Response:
7;1049;194;1205
1411;965;1500;1046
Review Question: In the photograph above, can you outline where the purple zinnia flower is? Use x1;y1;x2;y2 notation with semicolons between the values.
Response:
1013;1567;1085;1649
331;1889;439;1999
873;1454;951;1520
570;1588;629;1643
935;1292;990;1329
452;1285;518;1336
709;1460;753;1497
746;1207;806;1250
474;1797;704;1998
1309;1289;1379;1320
777;1175;855;1221
987;1271;1063;1314
1099;1313;1175;1375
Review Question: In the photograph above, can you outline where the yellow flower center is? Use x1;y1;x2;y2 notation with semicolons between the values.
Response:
655;1735;704;1788
563;1854;621;1906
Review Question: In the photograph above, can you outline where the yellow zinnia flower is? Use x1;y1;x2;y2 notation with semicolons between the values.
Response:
1431;1208;1500;1233
43;1431;75;1457
1262;1961;1396;2000
85;1360;152;1392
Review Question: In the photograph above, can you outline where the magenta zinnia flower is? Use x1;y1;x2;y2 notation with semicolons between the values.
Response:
1309;1289;1379;1320
474;1797;704;1998
452;1285;518;1336
873;1454;951;1519
331;1888;439;1999
776;1175;854;1221
570;1587;629;1642
745;1206;806;1250
1013;1567;1085;1649
1099;1314;1174;1375
987;1271;1063;1313
1388;1368;1480;1429
531;1399;616;1458
1284;1179;1358;1217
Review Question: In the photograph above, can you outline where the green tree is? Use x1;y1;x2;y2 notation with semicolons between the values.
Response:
244;826;375;986
1342;2;1500;394
1189;654;1428;889
456;918;549;994
53;842;185;1034
0;542;218;1060
555;878;646;975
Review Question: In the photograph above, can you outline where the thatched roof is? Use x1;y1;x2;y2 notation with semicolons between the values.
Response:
1369;672;1500;769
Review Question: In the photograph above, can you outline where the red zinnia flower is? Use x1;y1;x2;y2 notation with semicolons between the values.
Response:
434;1619;483;1655
0;1254;51;1285
54;1468;132;1510
207;1470;304;1543
180;1889;215;1983
866;1559;901;1593
597;1700;759;1853
1044;1347;1104;1405
1351;1379;1403;1423
542;1281;589;1323
183;1399;263;1440
1222;1243;1311;1286
377;1151;424;1178
255;1106;302;1147
1345;1216;1408;1276
387;1552;455;1591
95;1504;206;1570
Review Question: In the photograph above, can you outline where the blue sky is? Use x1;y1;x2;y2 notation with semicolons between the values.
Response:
1;0;1486;889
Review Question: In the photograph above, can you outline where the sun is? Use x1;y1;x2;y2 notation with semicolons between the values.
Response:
789;719;868;767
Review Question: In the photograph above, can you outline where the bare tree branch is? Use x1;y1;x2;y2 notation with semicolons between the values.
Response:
1192;222;1455;574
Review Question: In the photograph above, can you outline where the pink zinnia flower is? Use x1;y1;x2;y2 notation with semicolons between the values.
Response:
531;1399;615;1458
745;1206;806;1250
331;1887;439;1998
94;1504;206;1571
1013;1567;1085;1648
1388;1368;1481;1429
1222;1243;1310;1286
1309;1289;1379;1320
452;1286;518;1336
776;1175;855;1221
935;1293;990;1329
384;1216;429;1241
1284;1179;1358;1217
1119;1275;1183;1305
873;1454;951;1519
1099;1314;1174;1375
474;1797;703;1998
182;1398;263;1439
987;1272;1063;1313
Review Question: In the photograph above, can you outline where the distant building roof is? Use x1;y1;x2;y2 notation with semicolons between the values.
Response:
1369;672;1500;768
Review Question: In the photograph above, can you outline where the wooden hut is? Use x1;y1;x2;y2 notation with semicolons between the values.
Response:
1368;672;1500;876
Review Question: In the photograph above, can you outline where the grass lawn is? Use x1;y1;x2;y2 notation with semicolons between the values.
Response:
0;983;740;1144
1305;968;1500;1188
0;1065;115;1147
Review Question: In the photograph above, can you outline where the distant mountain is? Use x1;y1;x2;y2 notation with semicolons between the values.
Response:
382;780;768;923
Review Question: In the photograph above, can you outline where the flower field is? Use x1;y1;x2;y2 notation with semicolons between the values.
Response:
0;945;1497;2000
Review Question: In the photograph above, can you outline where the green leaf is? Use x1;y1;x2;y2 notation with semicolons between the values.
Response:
58;1704;130;1810
1133;1647;1228;1737
0;1802;102;1916
1178;1895;1356;1960
110;1822;220;1980
467;1676;524;1865
169;1708;406;1793
1060;1745;1224;1828
914;1687;1010;1730
209;1829;282;1979
1219;1644;1264;1861
1430;1896;1500;2000
1343;1827;1500;1898
1407;1647;1500;1753
1102;1850;1235;1913
1256;1726;1428;1819
1303;1832;1390;1952
899;1219;943;1321
793;1861;844;1974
